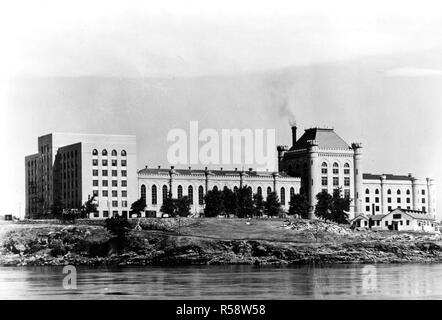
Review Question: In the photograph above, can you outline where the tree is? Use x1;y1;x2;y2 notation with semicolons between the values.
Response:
315;190;333;222
330;188;351;224
160;192;176;217
80;195;98;219
131;198;147;217
264;192;281;217
105;215;131;240
175;196;191;217
222;188;238;217
236;186;254;218
253;193;264;218
288;193;310;219
204;189;224;217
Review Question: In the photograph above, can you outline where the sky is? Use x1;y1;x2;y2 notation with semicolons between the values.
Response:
1;0;442;220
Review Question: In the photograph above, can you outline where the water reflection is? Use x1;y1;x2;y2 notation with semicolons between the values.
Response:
0;264;441;299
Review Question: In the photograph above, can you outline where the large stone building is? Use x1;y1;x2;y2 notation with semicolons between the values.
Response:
25;133;137;219
25;126;436;221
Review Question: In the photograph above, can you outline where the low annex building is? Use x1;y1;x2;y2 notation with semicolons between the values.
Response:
352;208;437;232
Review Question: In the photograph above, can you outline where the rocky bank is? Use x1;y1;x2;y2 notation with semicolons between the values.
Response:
0;219;441;266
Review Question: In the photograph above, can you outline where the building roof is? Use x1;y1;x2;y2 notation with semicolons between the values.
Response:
390;208;436;221
363;173;412;181
289;128;350;151
138;167;293;178
367;214;385;221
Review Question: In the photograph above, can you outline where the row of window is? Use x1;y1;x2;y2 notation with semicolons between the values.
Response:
321;177;350;186
92;170;127;177
93;200;128;208
365;205;426;213
321;162;351;175
365;197;412;204
93;159;127;166
93;190;127;197
365;188;426;195
93;180;128;187
140;184;299;206
92;149;127;156
93;210;128;218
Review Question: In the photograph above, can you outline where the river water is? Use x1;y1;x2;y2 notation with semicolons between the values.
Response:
0;264;441;299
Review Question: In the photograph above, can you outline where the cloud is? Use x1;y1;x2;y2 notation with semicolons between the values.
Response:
384;67;442;77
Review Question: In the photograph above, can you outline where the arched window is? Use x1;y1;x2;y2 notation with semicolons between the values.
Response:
213;186;218;192
162;185;168;202
397;189;401;195
333;162;339;174
92;149;98;156
177;185;183;198
188;186;193;203
102;149;108;156
365;188;370;194
140;184;146;204
344;163;350;175
387;189;392;195
406;189;411;195
121;150;127;156
151;185;157;205
321;162;328;174
267;186;272;196
198;186;204;205
111;149;117;156
257;186;262;196
290;187;295;200
280;187;285;205
375;189;380;195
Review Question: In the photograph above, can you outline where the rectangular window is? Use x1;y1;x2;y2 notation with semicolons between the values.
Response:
121;180;127;187
112;180;118;187
93;190;99;197
112;160;117;166
112;170;117;177
406;220;410;225
321;177;328;186
422;190;425;195
365;197;370;202
122;190;127;197
422;198;426;204
102;170;108;176
393;214;401;219
406;198;411;203
112;200;118;207
344;189;350;198
400;220;403;225
333;168;339;174
112;190;118;197
121;170;127;177
422;206;426;212
93;170;98;176
112;210;118;217
121;160;127;167
103;190;108;197
397;198;401;203
375;197;379;203
377;221;380;226
102;159;108;166
344;168;350;175
333;177;339;186
103;211;109;218
366;206;370;211
102;180;108;187
321;168;327;174
92;159;98;166
388;206;392;212
375;206;379;212
385;221;388;226
344;177;350;186
387;198;391;203
93;180;98;186
122;201;127;208
94;211;99;218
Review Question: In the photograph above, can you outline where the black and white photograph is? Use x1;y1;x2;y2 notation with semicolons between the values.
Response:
1;0;442;310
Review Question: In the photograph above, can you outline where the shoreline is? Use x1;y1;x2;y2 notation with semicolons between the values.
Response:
1;219;441;267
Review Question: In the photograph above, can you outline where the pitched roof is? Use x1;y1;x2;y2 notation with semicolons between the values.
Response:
137;167;291;178
390;208;436;221
363;173;412;181
289;128;350;151
367;214;385;221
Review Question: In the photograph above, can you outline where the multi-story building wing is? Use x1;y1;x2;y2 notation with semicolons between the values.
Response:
25;133;137;219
